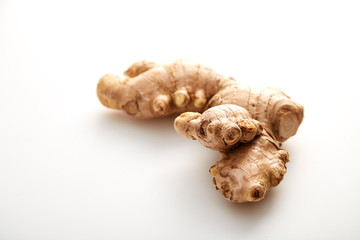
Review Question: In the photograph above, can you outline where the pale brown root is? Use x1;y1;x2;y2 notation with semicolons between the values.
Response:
97;60;303;203
174;104;262;151
210;130;288;203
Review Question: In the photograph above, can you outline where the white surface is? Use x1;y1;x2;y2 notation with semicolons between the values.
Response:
1;0;360;239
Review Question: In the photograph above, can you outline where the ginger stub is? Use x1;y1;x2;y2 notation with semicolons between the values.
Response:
97;60;304;203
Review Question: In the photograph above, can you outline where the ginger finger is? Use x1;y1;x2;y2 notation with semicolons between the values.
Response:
174;104;262;152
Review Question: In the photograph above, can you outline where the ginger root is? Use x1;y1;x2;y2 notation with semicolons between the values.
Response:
97;60;304;203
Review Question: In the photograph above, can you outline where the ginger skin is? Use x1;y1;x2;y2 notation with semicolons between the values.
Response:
97;60;304;203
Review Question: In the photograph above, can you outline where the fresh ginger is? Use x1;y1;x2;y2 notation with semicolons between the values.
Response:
97;60;304;203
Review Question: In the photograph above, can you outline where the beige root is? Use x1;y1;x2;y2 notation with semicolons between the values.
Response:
97;60;304;203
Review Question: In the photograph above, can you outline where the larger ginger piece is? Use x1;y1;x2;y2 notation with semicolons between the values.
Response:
97;60;304;203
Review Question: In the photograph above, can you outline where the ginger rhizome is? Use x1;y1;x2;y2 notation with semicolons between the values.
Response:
97;60;304;203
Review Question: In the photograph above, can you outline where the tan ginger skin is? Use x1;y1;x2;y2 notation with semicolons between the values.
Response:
97;60;304;203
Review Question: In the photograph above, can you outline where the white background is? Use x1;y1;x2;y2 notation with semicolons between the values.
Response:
1;0;360;239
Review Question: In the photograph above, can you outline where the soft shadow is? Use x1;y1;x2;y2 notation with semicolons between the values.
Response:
97;110;178;138
224;188;278;215
211;184;281;229
97;110;279;223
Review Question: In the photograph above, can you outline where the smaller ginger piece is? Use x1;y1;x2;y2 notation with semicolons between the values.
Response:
175;104;289;202
174;104;263;151
209;131;289;202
